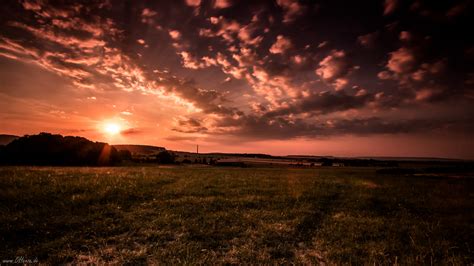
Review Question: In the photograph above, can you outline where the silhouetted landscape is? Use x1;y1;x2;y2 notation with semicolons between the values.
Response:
2;133;473;170
0;133;473;263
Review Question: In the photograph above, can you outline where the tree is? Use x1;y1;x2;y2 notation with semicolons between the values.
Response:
0;133;121;166
118;150;132;161
156;151;175;164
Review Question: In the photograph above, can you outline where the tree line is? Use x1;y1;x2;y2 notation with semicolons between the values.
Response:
0;133;127;166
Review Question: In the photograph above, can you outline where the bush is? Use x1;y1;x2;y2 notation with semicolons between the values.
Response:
156;151;175;164
376;168;418;175
118;150;132;161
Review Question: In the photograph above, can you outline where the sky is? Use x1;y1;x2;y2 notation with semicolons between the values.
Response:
0;0;473;158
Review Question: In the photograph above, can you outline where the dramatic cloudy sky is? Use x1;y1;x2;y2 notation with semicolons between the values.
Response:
0;0;473;158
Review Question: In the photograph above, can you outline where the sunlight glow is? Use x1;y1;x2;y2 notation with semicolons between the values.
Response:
103;122;121;135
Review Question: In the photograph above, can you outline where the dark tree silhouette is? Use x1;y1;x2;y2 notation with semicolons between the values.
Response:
0;133;121;166
118;150;132;161
155;151;176;164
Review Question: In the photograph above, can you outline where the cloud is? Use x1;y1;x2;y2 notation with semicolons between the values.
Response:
381;45;446;89
210;112;458;140
169;30;182;40
178;51;216;69
141;8;158;24
9;21;107;49
269;35;292;54
334;78;349;91
292;55;306;64
415;88;435;102
399;31;412;42
211;17;241;43
142;8;157;17
264;90;374;118
421;60;445;74
185;0;201;7
383;0;398;15
378;43;457;105
318;41;328;48
238;25;263;46
387;47;416;74
173;117;208;133
21;0;42;11
121;128;143;135
121;111;133;116
2;0;473;146
357;32;378;47
410;60;445;82
377;71;392;80
1;1;238;121
411;69;426;81
315;50;351;84
214;0;232;9
446;2;469;17
276;0;304;23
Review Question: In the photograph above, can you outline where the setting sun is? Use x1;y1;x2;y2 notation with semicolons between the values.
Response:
103;122;121;135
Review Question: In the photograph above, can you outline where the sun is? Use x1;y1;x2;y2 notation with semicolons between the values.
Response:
103;122;121;135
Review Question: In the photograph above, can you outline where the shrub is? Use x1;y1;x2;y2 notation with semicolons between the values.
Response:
156;151;175;164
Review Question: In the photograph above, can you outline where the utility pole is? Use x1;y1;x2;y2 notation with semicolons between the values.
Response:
196;144;199;154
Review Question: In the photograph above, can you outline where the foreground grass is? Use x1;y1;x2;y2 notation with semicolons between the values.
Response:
0;166;472;264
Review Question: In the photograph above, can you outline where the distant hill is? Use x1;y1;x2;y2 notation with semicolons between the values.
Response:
354;156;463;162
0;134;19;145
114;144;166;155
0;133;122;166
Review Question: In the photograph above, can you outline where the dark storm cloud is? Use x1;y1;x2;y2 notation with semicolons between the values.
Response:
264;90;374;118
172;117;208;133
210;113;474;141
1;0;473;141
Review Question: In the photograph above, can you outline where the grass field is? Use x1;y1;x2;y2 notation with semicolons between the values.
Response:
0;166;473;264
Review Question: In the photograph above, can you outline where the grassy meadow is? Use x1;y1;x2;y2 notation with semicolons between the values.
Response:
0;166;473;264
